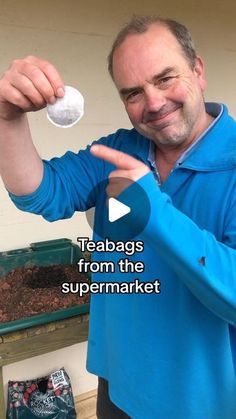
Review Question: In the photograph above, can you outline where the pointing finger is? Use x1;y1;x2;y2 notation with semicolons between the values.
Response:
90;144;145;170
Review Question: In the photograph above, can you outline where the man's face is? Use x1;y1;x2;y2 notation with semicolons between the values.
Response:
112;25;207;147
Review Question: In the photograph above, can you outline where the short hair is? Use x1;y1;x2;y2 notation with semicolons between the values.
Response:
108;15;197;79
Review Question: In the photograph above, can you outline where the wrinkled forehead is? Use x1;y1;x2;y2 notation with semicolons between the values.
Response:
112;25;189;87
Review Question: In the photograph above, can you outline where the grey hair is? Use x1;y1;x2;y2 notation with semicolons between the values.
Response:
108;15;197;79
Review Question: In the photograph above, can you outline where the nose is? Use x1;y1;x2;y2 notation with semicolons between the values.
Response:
144;85;166;113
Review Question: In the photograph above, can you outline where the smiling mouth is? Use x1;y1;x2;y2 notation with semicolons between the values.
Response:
144;106;181;129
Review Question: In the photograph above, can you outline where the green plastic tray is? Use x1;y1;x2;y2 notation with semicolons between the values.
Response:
0;238;90;335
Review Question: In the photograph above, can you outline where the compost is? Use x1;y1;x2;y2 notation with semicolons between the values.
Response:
0;264;90;322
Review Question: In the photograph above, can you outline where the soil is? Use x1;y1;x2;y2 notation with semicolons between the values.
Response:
0;264;90;323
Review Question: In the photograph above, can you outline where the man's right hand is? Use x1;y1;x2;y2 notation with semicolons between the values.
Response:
0;56;65;195
0;55;65;120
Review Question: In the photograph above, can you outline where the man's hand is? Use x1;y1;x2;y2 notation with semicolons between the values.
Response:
90;144;150;197
0;56;64;194
0;55;65;120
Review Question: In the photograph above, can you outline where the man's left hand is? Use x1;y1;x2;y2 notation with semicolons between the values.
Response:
90;144;150;197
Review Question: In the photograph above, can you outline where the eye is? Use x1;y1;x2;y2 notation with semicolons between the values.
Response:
160;76;172;83
158;76;175;88
126;90;142;103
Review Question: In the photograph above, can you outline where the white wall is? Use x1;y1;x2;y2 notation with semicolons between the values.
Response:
1;0;236;407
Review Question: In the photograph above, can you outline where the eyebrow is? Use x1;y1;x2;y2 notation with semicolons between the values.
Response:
152;66;176;82
119;66;176;97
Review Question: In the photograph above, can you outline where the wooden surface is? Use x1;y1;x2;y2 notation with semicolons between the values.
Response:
0;314;89;367
75;389;97;419
0;366;5;419
0;314;89;418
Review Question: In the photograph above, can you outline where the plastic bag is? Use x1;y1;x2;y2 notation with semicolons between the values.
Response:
7;367;77;418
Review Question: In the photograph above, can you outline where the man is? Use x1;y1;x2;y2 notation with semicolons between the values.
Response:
0;16;236;419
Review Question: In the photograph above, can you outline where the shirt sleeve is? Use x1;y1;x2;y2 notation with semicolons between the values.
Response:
9;143;106;221
119;171;236;327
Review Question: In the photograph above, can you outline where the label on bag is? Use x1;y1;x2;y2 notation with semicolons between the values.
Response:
51;369;68;389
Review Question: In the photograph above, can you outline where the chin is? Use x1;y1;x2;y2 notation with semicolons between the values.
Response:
135;122;189;146
152;125;192;146
145;134;187;148
143;130;179;145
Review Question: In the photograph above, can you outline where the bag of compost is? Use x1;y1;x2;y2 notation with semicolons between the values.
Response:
7;367;77;418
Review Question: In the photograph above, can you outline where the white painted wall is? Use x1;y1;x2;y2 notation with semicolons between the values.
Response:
1;0;236;408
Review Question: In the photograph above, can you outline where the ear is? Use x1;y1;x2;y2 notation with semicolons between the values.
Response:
193;56;207;91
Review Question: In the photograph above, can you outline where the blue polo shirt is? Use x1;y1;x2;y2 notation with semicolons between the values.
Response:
10;103;236;419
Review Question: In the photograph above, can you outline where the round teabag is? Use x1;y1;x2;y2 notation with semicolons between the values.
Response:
47;85;84;128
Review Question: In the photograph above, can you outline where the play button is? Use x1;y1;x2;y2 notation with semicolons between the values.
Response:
85;177;151;241
108;198;131;222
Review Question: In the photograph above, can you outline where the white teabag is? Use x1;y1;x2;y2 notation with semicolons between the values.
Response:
47;85;84;128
